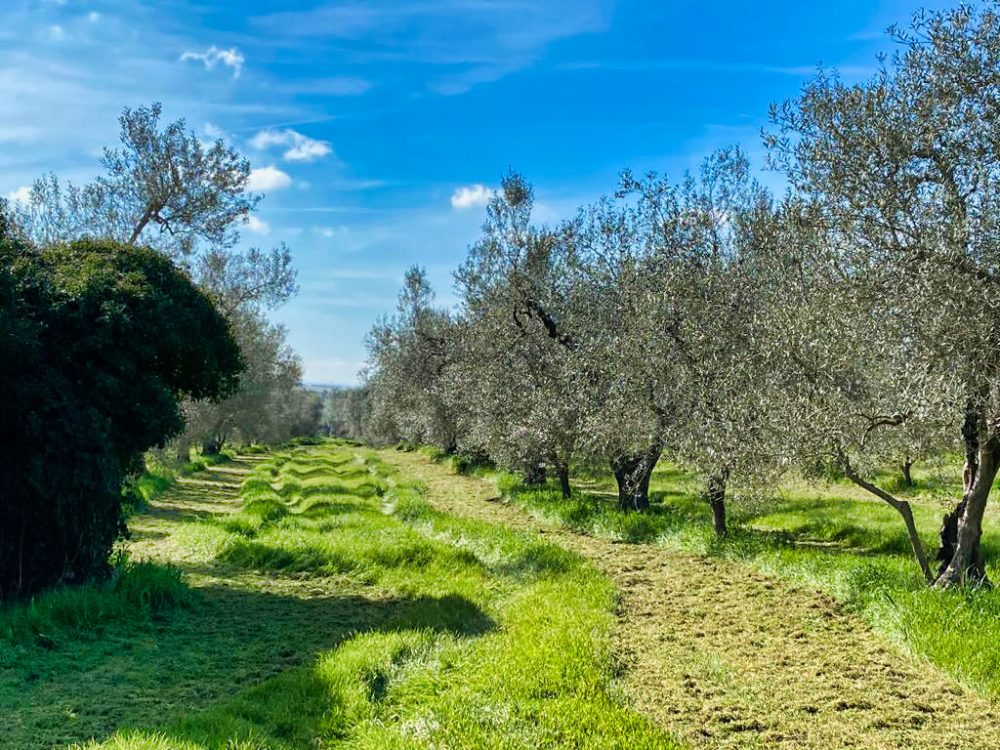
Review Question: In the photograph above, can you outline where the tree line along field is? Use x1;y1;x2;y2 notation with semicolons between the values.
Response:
8;2;1000;748
4;440;1000;749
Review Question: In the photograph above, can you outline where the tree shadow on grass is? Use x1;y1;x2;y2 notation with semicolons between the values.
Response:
2;584;493;750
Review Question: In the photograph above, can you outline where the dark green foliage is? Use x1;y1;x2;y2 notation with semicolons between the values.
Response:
0;233;242;598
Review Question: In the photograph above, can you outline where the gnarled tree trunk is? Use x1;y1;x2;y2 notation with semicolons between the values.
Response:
612;444;662;511
901;458;914;488
175;437;192;463
935;405;992;587
202;436;224;456
523;463;547;485
936;436;997;588
707;468;729;537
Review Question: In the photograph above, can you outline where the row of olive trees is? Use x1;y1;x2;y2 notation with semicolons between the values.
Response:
363;2;1000;589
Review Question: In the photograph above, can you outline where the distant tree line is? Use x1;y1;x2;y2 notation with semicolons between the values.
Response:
358;3;1000;589
1;105;319;598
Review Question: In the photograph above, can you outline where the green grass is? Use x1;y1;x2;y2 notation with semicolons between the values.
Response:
497;461;1000;699
2;441;680;750
0;557;192;647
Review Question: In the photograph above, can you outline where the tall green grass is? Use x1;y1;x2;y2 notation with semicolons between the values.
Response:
0;556;192;646
74;444;680;750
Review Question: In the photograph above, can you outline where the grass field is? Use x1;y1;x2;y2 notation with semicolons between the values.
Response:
493;459;1000;699
1;442;678;750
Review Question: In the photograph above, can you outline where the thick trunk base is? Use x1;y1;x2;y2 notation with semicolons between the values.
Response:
936;499;990;587
523;464;546;485
901;460;914;488
202;439;224;456
613;445;661;512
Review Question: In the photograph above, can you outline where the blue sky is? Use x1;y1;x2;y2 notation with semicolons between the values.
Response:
1;0;955;384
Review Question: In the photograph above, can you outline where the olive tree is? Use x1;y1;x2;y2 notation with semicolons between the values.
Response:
767;2;1000;586
628;151;792;534
451;173;583;494
759;200;959;582
364;267;460;449
566;149;791;523
179;310;305;455
13;103;256;257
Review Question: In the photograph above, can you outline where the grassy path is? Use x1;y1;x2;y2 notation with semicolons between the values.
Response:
3;443;680;749
3;456;395;749
379;448;1000;750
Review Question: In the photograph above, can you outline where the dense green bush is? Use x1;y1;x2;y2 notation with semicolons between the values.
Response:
0;224;242;598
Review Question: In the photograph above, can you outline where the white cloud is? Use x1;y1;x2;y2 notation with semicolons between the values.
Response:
6;186;32;205
244;215;270;235
249;128;332;162
48;25;65;41
180;46;245;78
450;184;494;209
88;11;101;23
203;122;224;139
247;166;292;192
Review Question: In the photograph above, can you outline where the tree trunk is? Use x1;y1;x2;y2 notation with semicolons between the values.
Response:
556;462;572;499
707;469;729;537
841;454;934;583
935;405;991;586
202;436;224;456
901;458;914;488
523;463;546;485
936;437;997;588
175;437;192;463
612;444;662;512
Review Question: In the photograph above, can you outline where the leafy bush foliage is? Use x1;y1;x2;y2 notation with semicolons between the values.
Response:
0;229;242;598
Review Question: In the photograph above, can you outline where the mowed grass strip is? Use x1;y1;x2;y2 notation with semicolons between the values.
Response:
64;442;679;750
493;461;1000;699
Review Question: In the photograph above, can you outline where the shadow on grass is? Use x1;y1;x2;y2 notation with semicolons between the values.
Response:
3;583;493;750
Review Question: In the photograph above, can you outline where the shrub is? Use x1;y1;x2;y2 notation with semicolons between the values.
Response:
0;236;243;599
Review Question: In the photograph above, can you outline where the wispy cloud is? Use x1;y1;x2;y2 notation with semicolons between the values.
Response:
180;46;245;78
251;1;612;95
291;77;373;96
250;128;333;162
560;58;875;78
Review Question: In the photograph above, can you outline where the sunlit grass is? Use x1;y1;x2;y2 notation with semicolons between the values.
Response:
4;441;682;750
497;460;1000;698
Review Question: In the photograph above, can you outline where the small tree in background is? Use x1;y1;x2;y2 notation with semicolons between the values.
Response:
364;267;459;449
